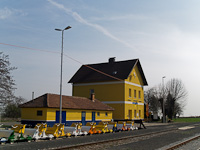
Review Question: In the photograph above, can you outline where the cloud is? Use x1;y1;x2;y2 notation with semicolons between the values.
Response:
0;7;13;19
0;7;27;20
48;0;137;50
90;14;150;22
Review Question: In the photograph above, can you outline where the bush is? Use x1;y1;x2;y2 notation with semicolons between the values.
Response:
3;103;21;118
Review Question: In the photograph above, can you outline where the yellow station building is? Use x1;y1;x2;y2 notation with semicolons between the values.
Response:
20;93;114;126
69;58;148;121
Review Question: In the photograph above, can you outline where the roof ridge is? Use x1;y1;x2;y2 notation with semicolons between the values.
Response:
85;58;138;66
20;93;114;111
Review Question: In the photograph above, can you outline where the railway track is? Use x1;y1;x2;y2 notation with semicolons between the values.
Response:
2;123;200;150
54;128;179;150
166;134;200;150
54;124;200;150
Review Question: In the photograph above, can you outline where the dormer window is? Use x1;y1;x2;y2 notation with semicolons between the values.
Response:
113;71;117;75
133;72;136;78
129;75;132;81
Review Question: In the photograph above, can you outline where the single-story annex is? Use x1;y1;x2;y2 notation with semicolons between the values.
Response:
20;93;114;126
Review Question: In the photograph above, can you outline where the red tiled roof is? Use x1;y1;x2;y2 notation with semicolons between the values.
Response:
20;93;114;111
68;58;148;86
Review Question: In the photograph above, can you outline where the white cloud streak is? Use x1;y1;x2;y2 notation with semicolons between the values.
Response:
90;14;150;22
0;7;13;19
48;0;137;50
0;7;27;20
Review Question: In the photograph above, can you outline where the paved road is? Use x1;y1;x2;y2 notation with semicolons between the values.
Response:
1;122;200;150
103;123;200;150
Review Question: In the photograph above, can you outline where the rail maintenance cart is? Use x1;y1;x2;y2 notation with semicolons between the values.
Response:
34;123;54;140
117;122;128;131
0;126;15;144
96;122;113;133
81;122;101;135
126;121;138;130
11;124;32;142
107;122;119;132
45;123;66;138
64;123;86;136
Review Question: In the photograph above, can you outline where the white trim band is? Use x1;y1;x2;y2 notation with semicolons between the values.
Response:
125;81;143;88
103;101;144;105
73;81;143;88
138;102;144;105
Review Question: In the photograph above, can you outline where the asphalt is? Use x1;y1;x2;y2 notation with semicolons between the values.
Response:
104;123;200;150
1;122;200;150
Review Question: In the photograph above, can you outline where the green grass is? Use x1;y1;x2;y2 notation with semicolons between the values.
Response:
173;117;200;123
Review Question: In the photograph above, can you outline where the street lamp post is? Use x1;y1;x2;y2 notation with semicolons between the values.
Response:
162;76;166;123
55;26;71;124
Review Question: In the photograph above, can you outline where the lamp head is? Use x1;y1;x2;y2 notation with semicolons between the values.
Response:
55;28;62;31
64;26;71;30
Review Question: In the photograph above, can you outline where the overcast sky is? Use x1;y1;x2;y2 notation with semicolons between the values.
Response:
0;0;200;116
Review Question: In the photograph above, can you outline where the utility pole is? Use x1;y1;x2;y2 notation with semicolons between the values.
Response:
55;26;71;123
162;76;166;123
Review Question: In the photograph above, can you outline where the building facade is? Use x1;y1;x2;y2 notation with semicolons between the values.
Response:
69;58;148;121
20;93;114;126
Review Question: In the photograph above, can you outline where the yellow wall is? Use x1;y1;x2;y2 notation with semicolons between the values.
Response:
73;82;124;101
125;65;144;86
21;108;47;121
21;108;113;122
124;65;145;120
46;109;112;121
95;110;113;121
106;104;124;120
46;108;56;121
124;104;144;120
73;82;125;120
66;109;82;121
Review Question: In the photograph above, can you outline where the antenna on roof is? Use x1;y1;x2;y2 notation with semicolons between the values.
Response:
32;92;34;100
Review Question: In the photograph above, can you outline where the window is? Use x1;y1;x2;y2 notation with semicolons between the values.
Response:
113;71;117;75
90;89;94;94
138;91;141;99
105;112;108;117
134;110;136;118
128;110;132;119
134;90;136;98
37;110;42;116
129;75;132;81
129;88;132;97
97;112;100;116
139;110;141;118
133;72;136;78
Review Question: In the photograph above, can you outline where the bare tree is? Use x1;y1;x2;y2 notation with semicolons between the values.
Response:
0;52;17;105
144;87;161;114
144;78;187;120
15;96;26;105
165;78;187;119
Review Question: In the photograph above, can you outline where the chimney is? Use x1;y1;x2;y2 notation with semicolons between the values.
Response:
109;57;115;64
90;93;95;102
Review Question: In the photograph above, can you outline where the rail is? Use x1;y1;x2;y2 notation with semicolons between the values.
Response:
54;128;179;150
